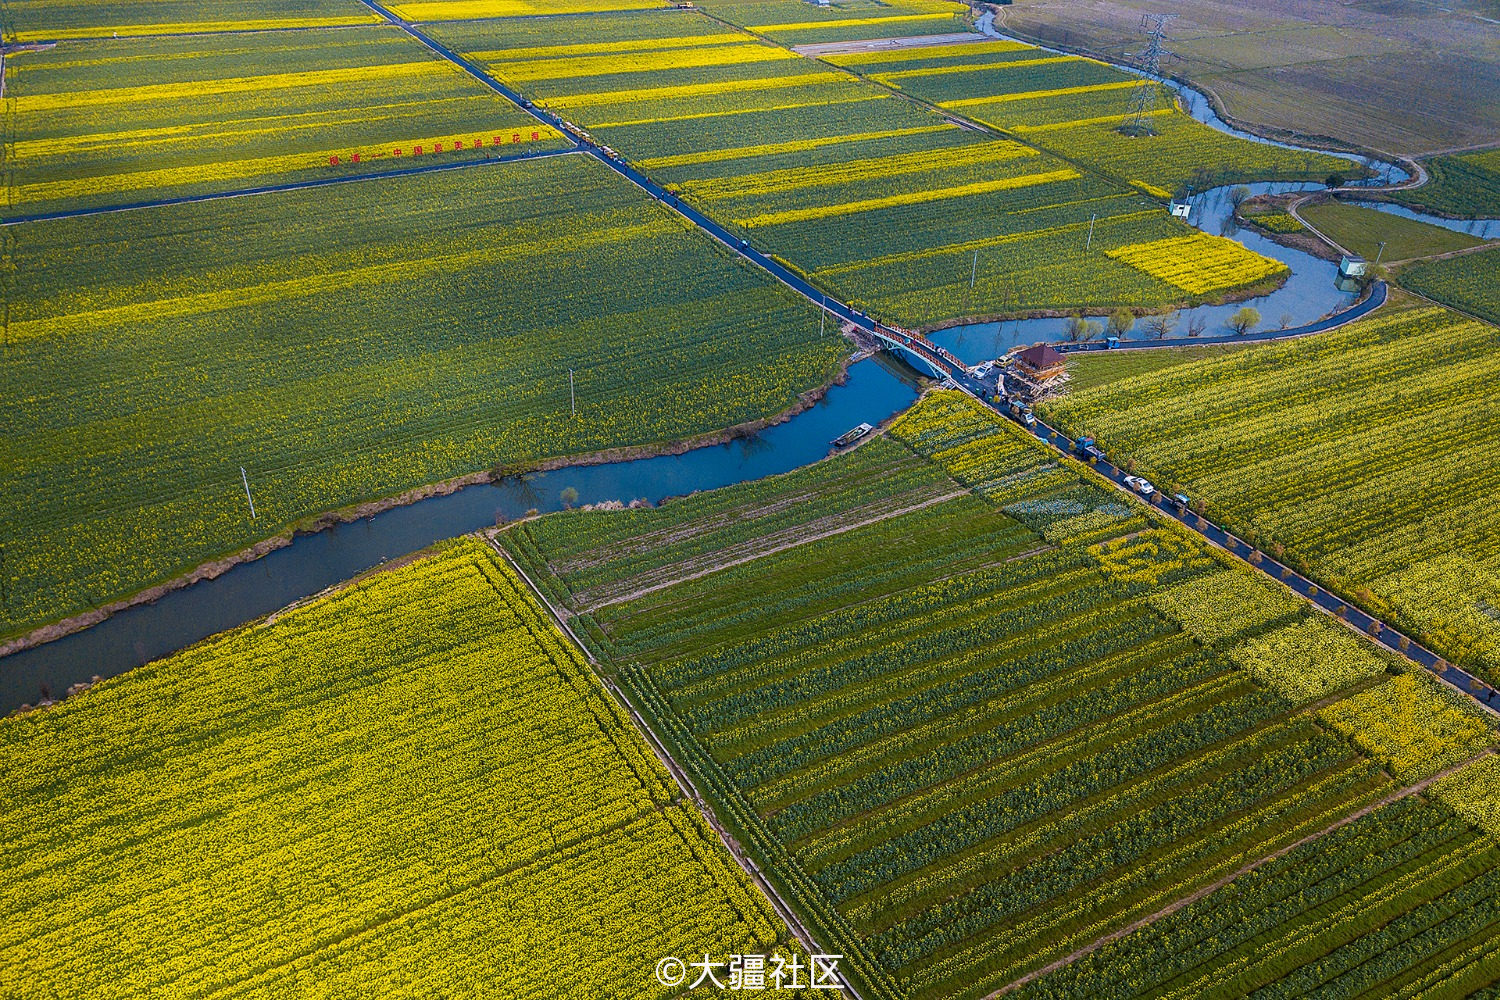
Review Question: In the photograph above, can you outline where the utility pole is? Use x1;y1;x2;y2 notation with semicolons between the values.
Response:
1086;213;1097;251
569;368;576;418
970;248;979;289
1375;240;1387;266
240;467;257;520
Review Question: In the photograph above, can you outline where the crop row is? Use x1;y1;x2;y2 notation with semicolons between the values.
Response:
5;28;561;215
0;539;796;996
0;155;845;639
1040;306;1500;684
863;37;1357;193
1011;796;1500;1000
504;391;1481;997
1401;246;1500;326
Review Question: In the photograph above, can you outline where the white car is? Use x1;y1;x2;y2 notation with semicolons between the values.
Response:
1123;475;1156;496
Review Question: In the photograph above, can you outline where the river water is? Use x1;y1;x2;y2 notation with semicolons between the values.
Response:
4;22;1492;711
0;360;919;710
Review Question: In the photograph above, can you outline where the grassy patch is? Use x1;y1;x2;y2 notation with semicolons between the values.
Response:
1300;200;1485;261
1063;343;1247;391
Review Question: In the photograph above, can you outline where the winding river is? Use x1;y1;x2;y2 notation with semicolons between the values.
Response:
3;22;1493;712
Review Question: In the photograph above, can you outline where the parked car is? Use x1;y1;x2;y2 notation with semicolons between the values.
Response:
1124;475;1156;496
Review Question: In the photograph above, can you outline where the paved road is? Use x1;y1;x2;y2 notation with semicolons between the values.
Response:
1010;412;1500;715
1053;280;1388;353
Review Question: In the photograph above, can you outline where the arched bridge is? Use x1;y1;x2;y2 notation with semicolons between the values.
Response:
868;326;965;381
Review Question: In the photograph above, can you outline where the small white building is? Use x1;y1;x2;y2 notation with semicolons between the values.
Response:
1169;200;1192;219
1339;255;1367;279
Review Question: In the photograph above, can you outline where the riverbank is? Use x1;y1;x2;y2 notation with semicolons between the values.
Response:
0;351;861;662
916;271;1293;337
975;3;1432;179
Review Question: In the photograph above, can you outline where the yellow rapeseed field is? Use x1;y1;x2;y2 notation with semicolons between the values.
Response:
692;140;1037;202
940;79;1138;109
468;34;744;63
735;168;1079;227
492;42;795;82
1106;232;1287;294
15;129;563;209
15;62;450;113
390;0;660;20
637;124;953;168
21;15;381;40
1011;107;1173;134
1319;674;1495;781
591;92;887;129
545;71;830;109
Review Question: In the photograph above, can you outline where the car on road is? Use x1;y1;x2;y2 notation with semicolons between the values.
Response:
1123;475;1157;496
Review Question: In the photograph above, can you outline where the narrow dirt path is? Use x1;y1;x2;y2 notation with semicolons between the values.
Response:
1386;240;1500;269
986;747;1497;997
576;488;966;613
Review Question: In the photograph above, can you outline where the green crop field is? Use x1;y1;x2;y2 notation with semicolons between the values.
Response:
1401;247;1500;325
1;27;568;217
693;0;970;45
1042;306;1500;688
0;154;846;640
0;0;380;41
1397;149;1500;219
1012;794;1500;999
433;11;1293;328
824;37;1358;195
0;538;808;996
500;390;1500;999
1299;200;1486;262
1061;343;1248;391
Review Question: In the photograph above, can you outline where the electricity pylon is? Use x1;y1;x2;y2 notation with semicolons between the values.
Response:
1119;13;1177;137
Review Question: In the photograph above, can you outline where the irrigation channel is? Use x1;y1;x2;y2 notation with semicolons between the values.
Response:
6;7;1498;719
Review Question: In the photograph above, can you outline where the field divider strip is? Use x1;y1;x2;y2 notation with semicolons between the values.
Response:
576;487;968;613
484;531;593;659
985;747;1499;997
485;533;865;997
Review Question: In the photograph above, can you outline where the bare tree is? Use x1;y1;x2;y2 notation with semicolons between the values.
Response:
1145;312;1177;339
1187;315;1207;338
